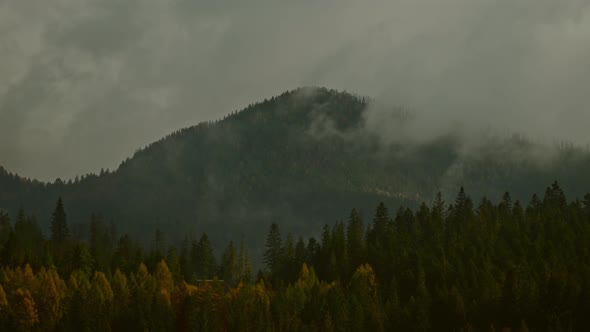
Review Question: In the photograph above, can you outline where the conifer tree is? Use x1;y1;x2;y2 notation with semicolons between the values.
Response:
192;233;217;280
71;243;94;277
263;223;282;273
50;198;69;244
111;269;131;330
0;284;7;330
220;241;239;285
35;267;66;331
166;246;181;283
294;236;306;270
0;211;11;253
371;202;390;239
85;272;114;331
238;237;252;283
11;288;39;331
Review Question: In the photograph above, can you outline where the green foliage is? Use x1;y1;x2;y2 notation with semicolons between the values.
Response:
263;223;282;274
191;233;217;281
1;183;590;330
50;198;69;245
5;88;590;270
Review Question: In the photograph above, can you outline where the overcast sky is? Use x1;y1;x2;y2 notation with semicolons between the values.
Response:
1;0;589;181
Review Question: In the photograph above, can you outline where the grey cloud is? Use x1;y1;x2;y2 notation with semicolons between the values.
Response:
0;0;589;180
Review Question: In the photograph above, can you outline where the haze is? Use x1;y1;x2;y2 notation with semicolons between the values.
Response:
1;0;589;181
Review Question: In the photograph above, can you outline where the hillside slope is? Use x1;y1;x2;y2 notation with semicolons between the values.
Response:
2;87;590;255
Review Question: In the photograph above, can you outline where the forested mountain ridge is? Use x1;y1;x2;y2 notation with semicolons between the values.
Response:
2;87;590;254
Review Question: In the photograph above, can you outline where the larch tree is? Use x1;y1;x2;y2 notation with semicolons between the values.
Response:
11;288;39;332
0;284;8;329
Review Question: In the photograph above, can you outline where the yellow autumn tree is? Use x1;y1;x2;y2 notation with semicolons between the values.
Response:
111;269;131;325
274;264;319;331
2;264;39;296
66;269;91;330
226;280;272;331
84;271;114;331
133;263;157;331
172;281;199;331
155;259;175;293
35;267;66;330
154;260;175;330
11;288;39;331
0;284;8;329
349;264;384;332
190;281;226;331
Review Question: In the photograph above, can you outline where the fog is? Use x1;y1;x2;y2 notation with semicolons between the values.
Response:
1;0;589;181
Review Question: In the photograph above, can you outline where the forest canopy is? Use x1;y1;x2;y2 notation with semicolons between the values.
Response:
1;182;589;331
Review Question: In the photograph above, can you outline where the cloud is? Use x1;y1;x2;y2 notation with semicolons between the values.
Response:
0;0;589;180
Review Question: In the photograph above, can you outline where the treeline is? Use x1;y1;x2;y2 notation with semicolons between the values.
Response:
261;182;590;331
1;182;590;331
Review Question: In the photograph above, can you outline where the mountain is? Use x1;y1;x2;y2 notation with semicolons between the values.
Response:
2;87;590;257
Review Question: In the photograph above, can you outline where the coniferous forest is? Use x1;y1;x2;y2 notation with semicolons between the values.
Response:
1;182;589;331
4;88;590;262
3;0;590;329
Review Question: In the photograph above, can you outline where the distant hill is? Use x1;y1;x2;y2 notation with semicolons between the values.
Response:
2;87;590;259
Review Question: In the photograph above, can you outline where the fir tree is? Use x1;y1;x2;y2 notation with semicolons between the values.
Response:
263;223;282;273
50;198;69;244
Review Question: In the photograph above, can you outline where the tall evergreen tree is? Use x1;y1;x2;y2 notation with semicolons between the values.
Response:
192;233;217;280
347;208;365;274
371;202;390;239
0;211;11;255
238;237;252;283
166;246;181;283
50;198;69;244
263;223;282;273
219;241;238;285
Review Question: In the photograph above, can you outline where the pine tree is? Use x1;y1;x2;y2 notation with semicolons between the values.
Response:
319;224;337;281
372;202;390;239
543;181;567;211
294;236;306;270
150;229;165;267
192;233;217;280
0;211;11;253
166;246;181;283
179;237;190;281
238;237;252;283
331;222;348;280
220;241;239;285
263;223;282;273
50;198;69;245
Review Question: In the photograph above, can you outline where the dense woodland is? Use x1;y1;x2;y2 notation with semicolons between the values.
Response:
1;182;589;331
3;88;590;257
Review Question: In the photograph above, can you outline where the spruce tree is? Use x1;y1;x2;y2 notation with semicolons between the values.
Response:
238;237;252;283
347;208;365;275
263;223;282;273
219;241;238;285
0;211;11;252
51;198;69;244
192;233;217;280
